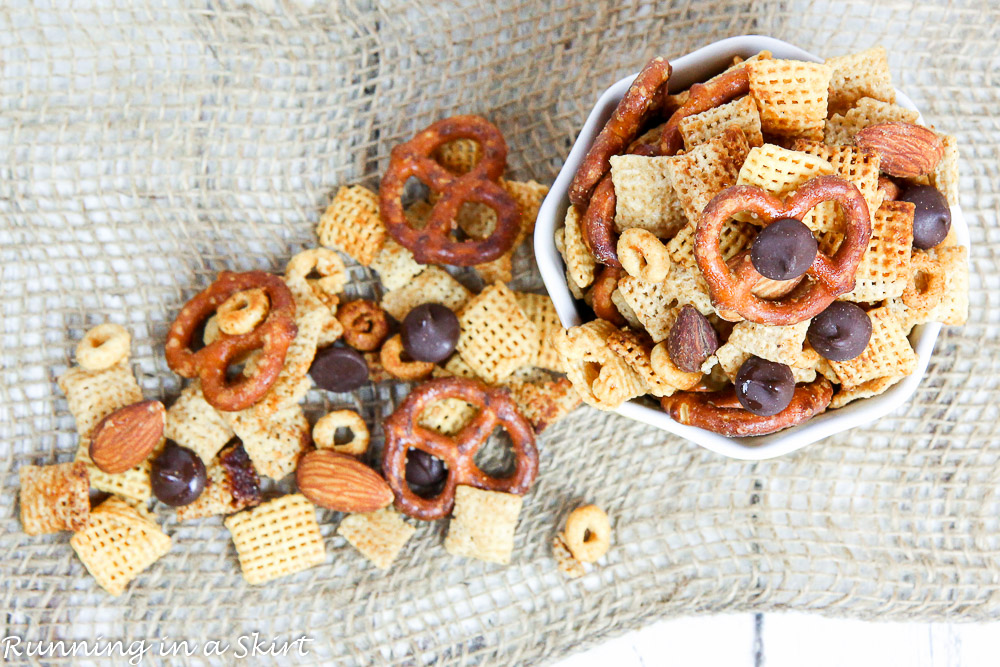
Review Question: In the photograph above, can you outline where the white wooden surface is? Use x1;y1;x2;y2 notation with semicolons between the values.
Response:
555;614;1000;667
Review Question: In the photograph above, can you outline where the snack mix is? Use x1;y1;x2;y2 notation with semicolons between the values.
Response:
555;46;967;436
20;112;587;595
19;44;961;595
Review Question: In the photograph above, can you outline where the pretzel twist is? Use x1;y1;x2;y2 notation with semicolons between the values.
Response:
661;377;833;437
165;271;297;412
379;115;519;266
696;176;872;326
382;377;538;520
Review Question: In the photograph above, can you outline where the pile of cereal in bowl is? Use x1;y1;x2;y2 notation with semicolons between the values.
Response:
552;47;968;436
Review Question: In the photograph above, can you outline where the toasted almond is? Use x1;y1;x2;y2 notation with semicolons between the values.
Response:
666;305;720;373
89;400;165;474
295;449;393;513
855;122;944;178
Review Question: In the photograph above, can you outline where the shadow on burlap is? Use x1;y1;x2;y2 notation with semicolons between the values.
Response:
1;1;998;665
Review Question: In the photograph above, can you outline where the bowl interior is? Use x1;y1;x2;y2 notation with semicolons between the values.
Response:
533;35;969;460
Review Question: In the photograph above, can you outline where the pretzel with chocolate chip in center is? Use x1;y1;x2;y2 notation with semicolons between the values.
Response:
661;377;833;437
382;377;538;520
696;175;872;326
379;115;520;266
165;271;297;412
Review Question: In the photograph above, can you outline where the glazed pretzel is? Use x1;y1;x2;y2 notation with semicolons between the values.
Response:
569;57;672;208
588;265;626;327
695;175;872;326
382;377;538;520
165;271;297;412
379;115;520;266
657;66;750;156
661;377;833;437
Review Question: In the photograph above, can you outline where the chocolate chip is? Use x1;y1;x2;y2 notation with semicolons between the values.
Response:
807;301;873;362
750;217;818;281
405;448;446;497
667;305;720;372
735;356;795;417
309;346;369;392
151;442;206;507
900;184;951;249
400;303;460;363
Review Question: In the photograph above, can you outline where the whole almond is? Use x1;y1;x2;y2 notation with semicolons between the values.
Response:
89;400;165;474
296;449;393;513
855;122;944;178
667;305;720;373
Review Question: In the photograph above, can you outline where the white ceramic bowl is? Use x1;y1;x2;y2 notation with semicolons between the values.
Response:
534;35;969;460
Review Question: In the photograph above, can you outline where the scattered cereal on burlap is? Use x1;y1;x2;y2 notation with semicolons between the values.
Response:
337;507;416;570
825;46;895;113
164;381;235;464
551;535;586;579
312;409;370;456
74;323;131;371
176;441;262;522
224;494;325;585
19;462;90;535
726;320;821;369
380;266;472;321
830;307;917;389
455;282;540;384
609;154;688;238
444;486;524;565
841;200;914;303
317;184;385;265
70;496;171;597
748;58;832;140
679;95;764;150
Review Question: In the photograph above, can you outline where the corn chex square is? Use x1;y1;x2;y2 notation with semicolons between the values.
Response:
70;497;171;597
317;185;385;265
434;138;482;174
748;59;832;140
792;140;882;230
830;375;905;409
714;342;817;384
176;441;262;522
455;282;540;384
735;144;836;228
824;97;920;145
616;277;679;343
381;266;472;322
930;134;960;207
841;200;914;303
928;246;969;325
664;125;751;224
558;205;597;290
678;95;764;151
514;291;564;372
607;328;675;397
830;307;917;388
825;46;895;113
370;238;426;291
338;508;416;570
609;155;688;239
58;362;153;502
444;486;523;565
505;374;581;433
165;381;235;464
19;462;90;535
227;405;310;480
666;215;757;268
224;494;325;585
418;396;478;436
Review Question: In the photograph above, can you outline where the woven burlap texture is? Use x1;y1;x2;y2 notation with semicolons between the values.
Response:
1;1;997;665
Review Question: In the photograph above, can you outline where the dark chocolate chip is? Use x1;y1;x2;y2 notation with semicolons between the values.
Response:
309;346;369;393
807;301;873;362
735;356;795;417
151;442;206;507
750;217;818;281
400;303;460;363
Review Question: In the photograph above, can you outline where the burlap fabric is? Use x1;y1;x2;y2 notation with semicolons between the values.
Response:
2;1;997;664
